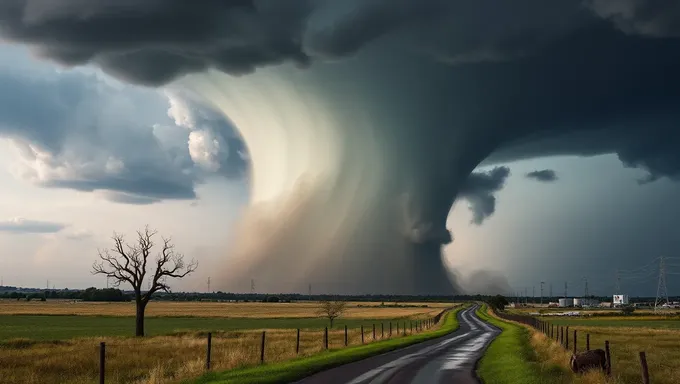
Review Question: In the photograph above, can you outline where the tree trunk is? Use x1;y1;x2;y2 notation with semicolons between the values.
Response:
135;300;147;337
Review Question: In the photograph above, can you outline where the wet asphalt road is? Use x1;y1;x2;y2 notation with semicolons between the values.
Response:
296;304;500;384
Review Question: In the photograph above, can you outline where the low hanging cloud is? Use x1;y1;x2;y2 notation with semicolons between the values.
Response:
526;169;558;182
0;218;66;234
459;167;511;225
0;57;249;204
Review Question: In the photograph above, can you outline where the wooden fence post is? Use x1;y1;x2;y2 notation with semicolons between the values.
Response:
324;328;328;350
573;329;577;354
389;322;392;336
206;333;212;371
560;326;563;345
260;331;266;363
381;323;384;339
99;342;105;384
373;324;376;340
639;351;650;384
566;326;569;349
586;334;590;351
410;321;413;334
605;340;611;376
344;325;348;346
361;325;364;344
296;329;300;354
397;322;400;335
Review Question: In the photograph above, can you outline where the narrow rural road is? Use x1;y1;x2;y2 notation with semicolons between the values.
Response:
296;304;500;384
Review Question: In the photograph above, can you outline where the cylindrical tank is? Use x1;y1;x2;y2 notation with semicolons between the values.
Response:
573;298;583;307
559;298;574;307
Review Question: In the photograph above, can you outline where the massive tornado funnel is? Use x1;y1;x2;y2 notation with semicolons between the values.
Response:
2;1;680;294
181;48;491;294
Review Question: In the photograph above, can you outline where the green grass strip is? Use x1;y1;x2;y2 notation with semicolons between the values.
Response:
475;305;570;384
192;305;466;384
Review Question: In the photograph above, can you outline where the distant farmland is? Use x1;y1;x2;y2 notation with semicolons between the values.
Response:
545;317;680;329
0;300;456;384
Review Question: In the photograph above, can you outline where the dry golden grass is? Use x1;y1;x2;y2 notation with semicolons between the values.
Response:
0;320;438;384
485;307;680;384
509;307;680;318
514;316;680;383
0;300;450;319
0;301;454;384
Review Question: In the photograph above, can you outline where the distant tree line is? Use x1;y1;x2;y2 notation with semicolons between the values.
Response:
0;287;130;302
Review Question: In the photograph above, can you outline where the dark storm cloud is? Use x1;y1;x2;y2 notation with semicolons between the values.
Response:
0;218;66;234
587;0;680;37
459;167;510;225
526;169;558;183
4;0;680;294
0;0;310;86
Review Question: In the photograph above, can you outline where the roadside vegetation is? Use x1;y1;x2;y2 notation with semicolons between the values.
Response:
480;303;680;384
476;304;582;384
193;305;464;384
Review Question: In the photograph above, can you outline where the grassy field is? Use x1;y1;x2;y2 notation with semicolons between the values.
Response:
0;300;449;318
542;317;680;329
0;301;456;384
497;307;680;384
545;322;680;383
0;315;429;341
193;306;462;384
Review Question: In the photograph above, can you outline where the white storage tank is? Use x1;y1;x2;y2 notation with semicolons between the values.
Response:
573;298;583;307
558;298;574;307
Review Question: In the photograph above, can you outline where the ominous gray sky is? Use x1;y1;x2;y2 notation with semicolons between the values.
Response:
1;0;680;295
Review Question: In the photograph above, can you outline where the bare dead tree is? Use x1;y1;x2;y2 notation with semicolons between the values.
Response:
92;226;198;336
317;300;347;327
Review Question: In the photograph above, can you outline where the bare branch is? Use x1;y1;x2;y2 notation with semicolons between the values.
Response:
317;300;347;326
93;226;197;305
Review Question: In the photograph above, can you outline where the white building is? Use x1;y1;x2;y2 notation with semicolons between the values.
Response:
613;294;629;306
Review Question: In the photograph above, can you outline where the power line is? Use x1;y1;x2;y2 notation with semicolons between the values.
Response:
654;256;669;312
583;277;589;298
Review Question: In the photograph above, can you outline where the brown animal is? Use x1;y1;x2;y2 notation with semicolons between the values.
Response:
570;349;607;373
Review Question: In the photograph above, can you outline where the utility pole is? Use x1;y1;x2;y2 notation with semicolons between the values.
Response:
308;283;312;299
207;276;211;293
615;269;621;293
655;256;669;312
540;281;545;304
532;286;535;300
583;277;589;298
46;279;49;290
564;281;568;298
251;278;255;294
524;287;528;304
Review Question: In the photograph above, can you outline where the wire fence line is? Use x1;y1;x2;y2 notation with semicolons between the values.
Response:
492;309;652;384
7;308;450;384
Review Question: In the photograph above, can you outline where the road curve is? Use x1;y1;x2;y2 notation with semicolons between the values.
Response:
296;304;500;384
